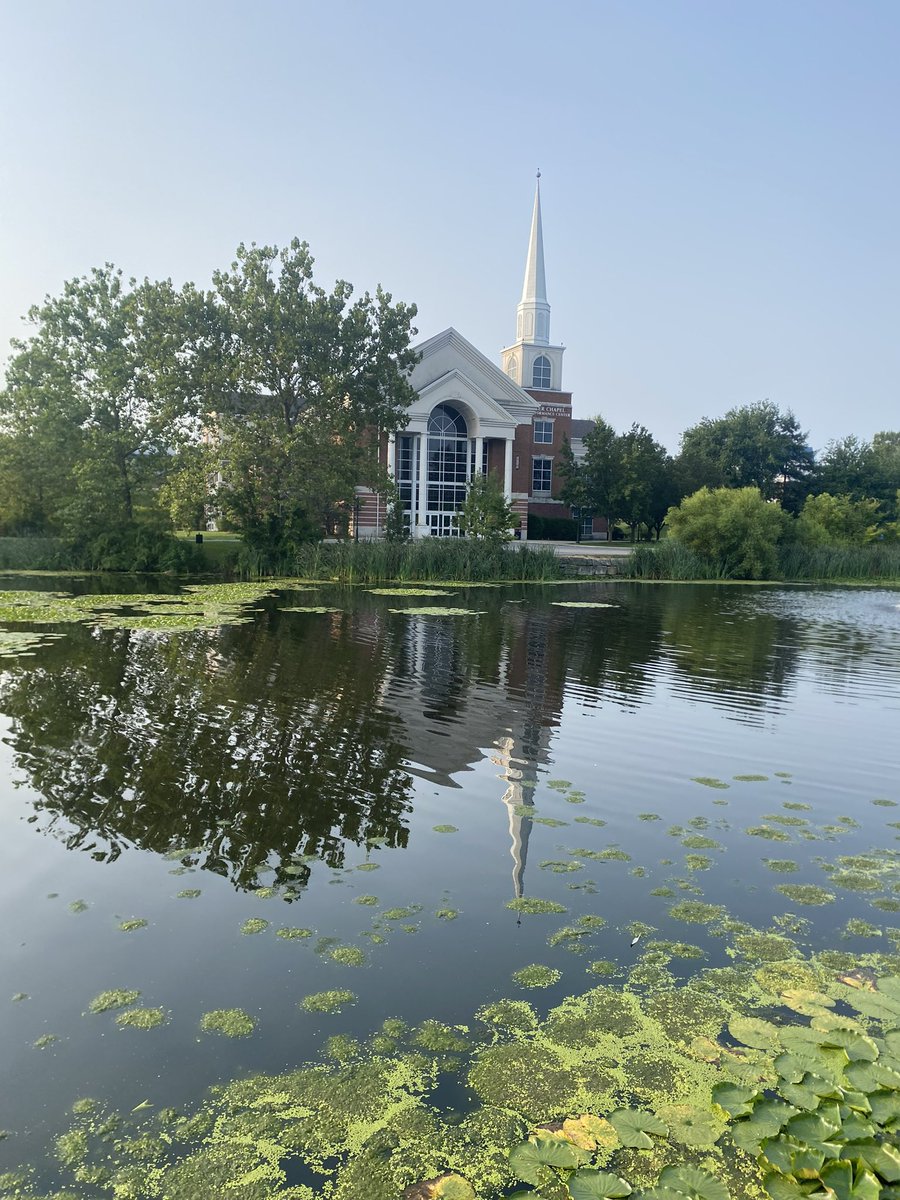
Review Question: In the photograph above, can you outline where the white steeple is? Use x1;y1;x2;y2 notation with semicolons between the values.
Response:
501;172;565;392
517;171;550;344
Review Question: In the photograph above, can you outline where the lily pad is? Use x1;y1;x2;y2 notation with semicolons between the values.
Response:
608;1107;668;1148
567;1169;632;1199
658;1165;729;1200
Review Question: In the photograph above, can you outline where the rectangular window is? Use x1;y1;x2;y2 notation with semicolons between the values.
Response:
533;419;553;445
532;457;552;495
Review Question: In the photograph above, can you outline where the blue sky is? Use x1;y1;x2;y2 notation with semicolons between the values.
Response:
1;0;897;453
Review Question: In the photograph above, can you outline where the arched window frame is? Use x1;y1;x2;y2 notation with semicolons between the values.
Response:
532;355;551;389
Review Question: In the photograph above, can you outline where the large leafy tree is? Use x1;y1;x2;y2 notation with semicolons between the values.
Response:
0;266;211;539
678;401;814;508
559;416;622;536
666;486;789;579
617;423;673;540
207;239;418;565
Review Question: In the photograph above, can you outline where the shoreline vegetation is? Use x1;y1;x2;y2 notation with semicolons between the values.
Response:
1;534;899;586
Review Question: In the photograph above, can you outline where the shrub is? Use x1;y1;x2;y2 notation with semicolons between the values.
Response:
527;514;577;541
665;487;788;579
795;492;882;546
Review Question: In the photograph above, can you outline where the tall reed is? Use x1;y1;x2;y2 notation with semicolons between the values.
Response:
291;540;564;584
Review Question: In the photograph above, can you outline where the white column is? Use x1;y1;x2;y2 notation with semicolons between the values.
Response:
416;431;428;536
386;433;395;477
504;436;514;498
474;435;484;476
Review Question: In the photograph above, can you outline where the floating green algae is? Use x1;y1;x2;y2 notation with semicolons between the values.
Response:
33;1033;58;1049
513;965;562;989
116;1007;167;1030
354;895;379;906
763;859;799;873
873;797;899;807
547;779;573;790
775;883;835;906
432;824;458;833
435;908;459;921
118;918;148;932
681;834;721;850
505;897;567;915
733;932;796;962
11;992;28;1002
280;605;343;613
389;606;486;616
275;926;313;940
0;629;65;657
199;1009;256;1038
367;588;453;597
638;812;661;821
381;906;421;921
843;918;882;937
830;870;881;891
88;989;141;1014
574;816;606;827
69;899;88;913
732;774;769;782
783;800;812;811
668;900;725;925
176;889;201;899
356;862;380;872
685;854;713;871
329;946;366;967
540;859;582;873
300;989;356;1013
745;825;791;841
533;816;569;827
551;601;618;608
691;777;729;789
239;918;269;935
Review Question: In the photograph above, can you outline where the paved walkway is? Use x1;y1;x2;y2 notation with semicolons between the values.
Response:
524;540;634;558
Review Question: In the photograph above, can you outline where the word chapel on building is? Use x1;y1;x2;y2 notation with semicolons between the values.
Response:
356;178;603;541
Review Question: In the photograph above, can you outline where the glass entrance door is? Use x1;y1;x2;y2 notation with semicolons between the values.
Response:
425;405;469;537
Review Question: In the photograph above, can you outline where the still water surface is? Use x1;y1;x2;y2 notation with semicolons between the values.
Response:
1;579;898;1175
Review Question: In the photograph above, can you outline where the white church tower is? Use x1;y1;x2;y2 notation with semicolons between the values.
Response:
501;172;566;393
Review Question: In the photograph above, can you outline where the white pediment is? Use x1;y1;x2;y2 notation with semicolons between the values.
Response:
408;327;539;426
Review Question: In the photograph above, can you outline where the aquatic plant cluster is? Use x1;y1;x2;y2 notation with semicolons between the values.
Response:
9;957;900;1199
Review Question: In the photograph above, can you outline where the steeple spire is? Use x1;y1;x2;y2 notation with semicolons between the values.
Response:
500;173;564;390
515;171;551;346
520;170;547;307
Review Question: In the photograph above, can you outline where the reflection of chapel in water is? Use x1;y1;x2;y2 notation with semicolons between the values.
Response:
381;601;568;900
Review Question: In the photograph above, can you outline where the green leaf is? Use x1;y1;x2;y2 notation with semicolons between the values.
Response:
844;1140;900;1182
567;1169;633;1199
657;1165;729;1200
820;1160;854;1200
780;1072;839;1110
609;1109;668;1149
712;1082;758;1117
509;1136;589;1183
637;1191;684;1200
846;989;900;1021
869;1089;900;1125
838;1114;875;1141
728;1015;782;1050
763;1136;824;1176
762;1175;808;1200
883;1028;900;1057
816;1028;878;1062
842;1090;873;1114
784;1105;840;1145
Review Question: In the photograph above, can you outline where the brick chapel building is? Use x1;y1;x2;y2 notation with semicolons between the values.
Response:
356;176;604;541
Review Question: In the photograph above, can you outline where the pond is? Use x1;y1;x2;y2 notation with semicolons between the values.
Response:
0;577;898;1197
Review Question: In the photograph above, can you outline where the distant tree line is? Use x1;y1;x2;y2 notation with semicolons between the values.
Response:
560;402;900;548
1;244;897;574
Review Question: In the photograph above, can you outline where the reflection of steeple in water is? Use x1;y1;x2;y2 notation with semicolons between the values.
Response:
492;735;537;898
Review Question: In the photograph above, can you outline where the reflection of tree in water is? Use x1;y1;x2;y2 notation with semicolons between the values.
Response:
660;587;798;723
0;612;414;889
561;587;664;711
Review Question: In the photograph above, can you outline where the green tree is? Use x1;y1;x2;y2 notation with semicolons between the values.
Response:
666;486;789;579
815;435;873;499
207;239;418;568
679;401;814;507
559;417;622;537
456;472;517;544
795;492;882;546
0;266;209;542
617;423;671;540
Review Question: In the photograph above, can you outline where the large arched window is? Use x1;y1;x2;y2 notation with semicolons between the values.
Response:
532;355;551;389
428;405;467;437
426;405;469;533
